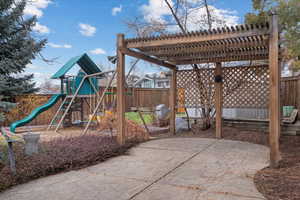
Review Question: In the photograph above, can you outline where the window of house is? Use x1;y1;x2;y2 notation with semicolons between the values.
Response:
144;80;152;88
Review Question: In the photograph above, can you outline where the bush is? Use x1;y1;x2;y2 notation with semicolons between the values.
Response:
0;134;138;192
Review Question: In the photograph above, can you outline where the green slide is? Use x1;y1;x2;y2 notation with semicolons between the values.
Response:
10;94;63;133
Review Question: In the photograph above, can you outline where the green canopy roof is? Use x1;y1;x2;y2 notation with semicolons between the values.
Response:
51;53;101;79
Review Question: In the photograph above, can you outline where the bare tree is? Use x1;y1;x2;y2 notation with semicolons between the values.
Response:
125;0;232;130
162;0;216;130
39;80;60;94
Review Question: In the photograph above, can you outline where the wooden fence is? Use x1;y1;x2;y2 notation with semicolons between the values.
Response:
3;88;169;126
281;76;300;108
2;76;300;127
97;87;170;110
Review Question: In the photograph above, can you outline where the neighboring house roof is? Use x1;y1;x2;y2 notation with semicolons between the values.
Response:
131;71;172;87
126;75;140;87
133;76;152;86
51;53;101;79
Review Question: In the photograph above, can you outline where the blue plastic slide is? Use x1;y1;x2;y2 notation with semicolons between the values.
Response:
10;94;63;133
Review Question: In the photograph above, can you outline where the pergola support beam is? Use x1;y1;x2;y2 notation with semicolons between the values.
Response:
170;69;177;135
269;14;281;168
117;34;126;145
120;47;177;70
215;62;223;139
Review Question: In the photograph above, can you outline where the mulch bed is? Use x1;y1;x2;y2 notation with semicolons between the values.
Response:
185;126;300;200
0;135;140;192
0;118;149;192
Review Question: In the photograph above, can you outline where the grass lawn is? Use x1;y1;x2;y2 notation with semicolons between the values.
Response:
125;112;154;125
125;112;187;125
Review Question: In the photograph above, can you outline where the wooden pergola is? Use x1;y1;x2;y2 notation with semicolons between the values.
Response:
116;15;281;168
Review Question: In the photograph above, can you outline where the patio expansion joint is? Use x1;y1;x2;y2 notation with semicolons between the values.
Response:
84;168;151;183
136;146;198;153
127;140;219;200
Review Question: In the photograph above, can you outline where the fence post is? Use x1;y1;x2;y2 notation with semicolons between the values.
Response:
7;141;16;175
1;128;16;175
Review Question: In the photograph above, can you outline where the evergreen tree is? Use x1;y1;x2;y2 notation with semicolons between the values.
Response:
245;0;300;69
0;0;47;97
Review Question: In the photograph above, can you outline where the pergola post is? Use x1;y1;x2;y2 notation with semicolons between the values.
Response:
117;34;126;145
170;69;177;135
269;14;281;168
215;62;223;139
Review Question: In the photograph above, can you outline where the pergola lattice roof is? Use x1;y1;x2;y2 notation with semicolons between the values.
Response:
123;23;279;66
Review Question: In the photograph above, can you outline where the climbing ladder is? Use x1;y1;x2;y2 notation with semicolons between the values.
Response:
47;97;83;130
47;97;68;131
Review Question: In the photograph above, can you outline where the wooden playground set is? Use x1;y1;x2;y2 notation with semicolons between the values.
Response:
9;53;150;138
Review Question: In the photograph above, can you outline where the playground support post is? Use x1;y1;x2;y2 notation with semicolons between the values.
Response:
117;34;126;145
60;77;64;94
137;109;150;136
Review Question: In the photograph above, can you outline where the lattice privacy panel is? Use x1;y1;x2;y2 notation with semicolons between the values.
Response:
176;68;215;108
176;65;270;109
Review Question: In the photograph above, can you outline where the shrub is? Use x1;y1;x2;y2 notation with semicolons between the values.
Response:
0;134;138;192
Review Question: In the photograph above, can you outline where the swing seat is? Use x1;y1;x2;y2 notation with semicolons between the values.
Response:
105;110;114;116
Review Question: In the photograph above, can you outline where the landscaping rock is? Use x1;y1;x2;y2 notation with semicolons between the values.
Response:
155;104;170;120
175;117;188;132
23;133;40;156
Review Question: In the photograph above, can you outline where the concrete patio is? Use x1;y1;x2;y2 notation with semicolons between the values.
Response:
0;138;269;200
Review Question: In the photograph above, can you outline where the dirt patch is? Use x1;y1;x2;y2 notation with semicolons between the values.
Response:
175;126;300;200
